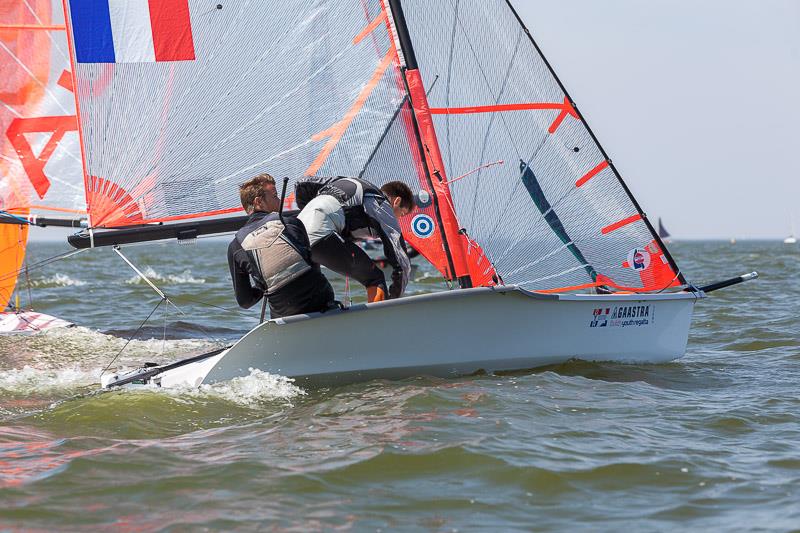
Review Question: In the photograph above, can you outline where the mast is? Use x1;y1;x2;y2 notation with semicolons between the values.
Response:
502;0;686;286
60;0;94;231
385;0;472;288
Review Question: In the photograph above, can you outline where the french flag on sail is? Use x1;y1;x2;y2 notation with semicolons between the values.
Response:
68;0;195;63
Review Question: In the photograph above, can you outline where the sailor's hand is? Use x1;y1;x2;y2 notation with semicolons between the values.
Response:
389;269;403;298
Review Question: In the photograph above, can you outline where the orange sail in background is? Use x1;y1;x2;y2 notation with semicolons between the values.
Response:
0;0;84;309
0;222;28;309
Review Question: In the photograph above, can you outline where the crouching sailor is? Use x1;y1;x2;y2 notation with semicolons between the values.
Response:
228;174;335;319
295;176;413;302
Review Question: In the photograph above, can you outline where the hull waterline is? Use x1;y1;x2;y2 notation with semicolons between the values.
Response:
111;286;701;389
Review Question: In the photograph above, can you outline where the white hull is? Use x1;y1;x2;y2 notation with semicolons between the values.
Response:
124;286;700;389
0;311;73;335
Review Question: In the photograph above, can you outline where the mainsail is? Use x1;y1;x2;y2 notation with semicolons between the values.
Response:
62;0;684;294
0;0;85;309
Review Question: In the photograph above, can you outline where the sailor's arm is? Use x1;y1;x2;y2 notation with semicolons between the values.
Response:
363;197;411;297
227;240;264;309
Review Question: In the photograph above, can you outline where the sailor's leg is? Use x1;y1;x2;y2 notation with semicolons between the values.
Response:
309;235;387;301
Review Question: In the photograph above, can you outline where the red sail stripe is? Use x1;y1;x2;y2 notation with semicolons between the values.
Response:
547;97;578;134
601;214;642;235
430;102;566;115
57;69;73;92
352;10;386;45
148;0;195;62
306;50;393;175
575;160;609;188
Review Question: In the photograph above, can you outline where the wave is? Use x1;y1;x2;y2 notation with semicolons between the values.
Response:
0;326;219;373
125;267;206;285
183;368;304;406
71;368;303;408
0;364;100;394
28;274;87;288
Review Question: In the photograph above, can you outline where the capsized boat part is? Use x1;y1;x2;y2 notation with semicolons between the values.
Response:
0;310;73;335
55;0;758;388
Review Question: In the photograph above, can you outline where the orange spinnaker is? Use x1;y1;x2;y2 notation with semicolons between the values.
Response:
0;220;29;310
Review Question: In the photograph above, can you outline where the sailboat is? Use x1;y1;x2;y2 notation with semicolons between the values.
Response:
0;0;87;334
55;0;755;388
657;217;671;244
784;216;796;244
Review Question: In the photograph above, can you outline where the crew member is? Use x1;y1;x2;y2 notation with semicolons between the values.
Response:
295;176;413;302
228;173;335;318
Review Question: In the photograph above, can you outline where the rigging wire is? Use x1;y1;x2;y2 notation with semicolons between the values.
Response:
111;245;228;347
100;298;164;377
0;248;87;284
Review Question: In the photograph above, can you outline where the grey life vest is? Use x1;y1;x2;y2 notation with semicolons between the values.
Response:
239;219;310;295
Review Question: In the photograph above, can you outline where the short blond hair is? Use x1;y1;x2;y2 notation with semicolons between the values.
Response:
239;173;276;212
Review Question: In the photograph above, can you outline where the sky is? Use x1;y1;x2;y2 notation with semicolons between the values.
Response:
28;0;799;241
513;0;800;239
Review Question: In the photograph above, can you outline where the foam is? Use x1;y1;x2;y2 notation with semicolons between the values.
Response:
0;364;100;393
29;273;87;287
115;368;305;407
125;266;206;285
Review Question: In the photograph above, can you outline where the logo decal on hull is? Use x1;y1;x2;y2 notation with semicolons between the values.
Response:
590;305;655;328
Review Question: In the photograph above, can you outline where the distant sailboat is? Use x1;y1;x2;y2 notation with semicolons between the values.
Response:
657;218;671;244
784;216;796;244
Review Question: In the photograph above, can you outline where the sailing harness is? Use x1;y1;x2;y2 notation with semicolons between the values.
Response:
237;217;310;295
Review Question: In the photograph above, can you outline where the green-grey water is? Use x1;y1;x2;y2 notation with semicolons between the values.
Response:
1;240;797;530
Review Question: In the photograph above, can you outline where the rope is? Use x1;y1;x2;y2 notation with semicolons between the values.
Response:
167;295;248;314
101;298;164;377
112;245;227;347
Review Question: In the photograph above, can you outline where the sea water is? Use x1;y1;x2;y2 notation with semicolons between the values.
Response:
0;240;797;530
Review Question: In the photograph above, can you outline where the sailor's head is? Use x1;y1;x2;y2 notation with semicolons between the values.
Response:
240;173;280;214
380;181;414;218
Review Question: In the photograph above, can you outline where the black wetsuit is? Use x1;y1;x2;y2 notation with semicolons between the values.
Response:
296;176;411;298
227;211;334;319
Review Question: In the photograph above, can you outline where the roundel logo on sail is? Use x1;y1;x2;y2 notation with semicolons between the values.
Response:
411;214;435;238
626;248;651;271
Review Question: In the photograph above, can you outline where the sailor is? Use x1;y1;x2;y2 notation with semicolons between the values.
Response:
295;176;413;302
228;173;335;319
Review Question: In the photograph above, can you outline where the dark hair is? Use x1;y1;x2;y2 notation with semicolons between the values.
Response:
239;173;276;212
381;181;414;211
